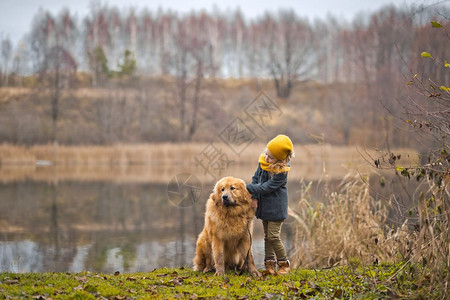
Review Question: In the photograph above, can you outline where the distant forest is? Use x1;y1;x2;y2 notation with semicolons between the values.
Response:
1;3;449;87
0;3;448;147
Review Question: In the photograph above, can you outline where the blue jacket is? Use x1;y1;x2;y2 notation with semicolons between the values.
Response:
246;165;289;221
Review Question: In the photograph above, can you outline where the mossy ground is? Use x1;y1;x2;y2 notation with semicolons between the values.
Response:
0;263;436;299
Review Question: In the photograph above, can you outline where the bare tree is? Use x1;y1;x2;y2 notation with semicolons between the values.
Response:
12;42;29;87
28;10;77;143
265;10;314;98
228;10;246;77
125;10;138;59
1;35;12;86
156;12;175;75
247;20;267;83
205;12;226;77
84;4;110;87
369;21;449;295
173;13;210;141
140;10;157;74
59;10;78;88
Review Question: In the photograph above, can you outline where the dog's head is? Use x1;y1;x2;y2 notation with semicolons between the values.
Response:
212;176;251;208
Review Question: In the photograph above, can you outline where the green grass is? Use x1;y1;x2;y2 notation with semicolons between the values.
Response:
0;263;436;299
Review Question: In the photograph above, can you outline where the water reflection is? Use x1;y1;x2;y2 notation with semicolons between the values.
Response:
0;179;299;273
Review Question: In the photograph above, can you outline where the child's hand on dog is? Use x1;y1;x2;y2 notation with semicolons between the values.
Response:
251;198;258;209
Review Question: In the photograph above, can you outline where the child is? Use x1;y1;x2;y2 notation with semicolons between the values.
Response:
246;134;294;275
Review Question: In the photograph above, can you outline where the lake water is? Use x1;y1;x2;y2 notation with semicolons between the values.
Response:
0;172;307;273
0;147;402;273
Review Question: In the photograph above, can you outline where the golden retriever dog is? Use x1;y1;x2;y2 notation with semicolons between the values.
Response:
193;176;260;277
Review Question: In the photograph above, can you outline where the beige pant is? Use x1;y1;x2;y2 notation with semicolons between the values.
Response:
263;220;287;261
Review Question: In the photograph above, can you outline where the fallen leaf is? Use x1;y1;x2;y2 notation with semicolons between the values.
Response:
172;278;183;286
261;270;273;276
75;276;87;283
333;289;343;298
145;285;158;293
189;293;198;300
4;279;19;285
83;284;97;293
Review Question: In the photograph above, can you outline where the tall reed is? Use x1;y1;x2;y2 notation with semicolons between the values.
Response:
289;173;392;267
289;172;449;297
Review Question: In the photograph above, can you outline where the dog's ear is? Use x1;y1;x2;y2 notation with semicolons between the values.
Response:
236;178;251;203
242;183;252;203
210;192;218;204
211;179;222;204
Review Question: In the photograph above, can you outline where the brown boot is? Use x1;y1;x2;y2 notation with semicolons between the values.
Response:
264;259;276;275
277;260;290;275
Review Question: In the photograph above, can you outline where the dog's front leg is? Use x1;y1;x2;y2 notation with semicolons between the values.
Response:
211;236;225;276
247;250;261;277
237;239;261;277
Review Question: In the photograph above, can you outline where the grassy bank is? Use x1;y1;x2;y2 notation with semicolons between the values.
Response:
0;263;435;299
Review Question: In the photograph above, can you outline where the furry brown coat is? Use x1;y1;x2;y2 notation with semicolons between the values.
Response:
193;176;260;277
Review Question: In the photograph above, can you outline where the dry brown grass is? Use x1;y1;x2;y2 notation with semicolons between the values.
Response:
0;143;418;166
0;143;419;183
409;180;449;293
0;143;205;166
289;173;392;267
0;87;31;104
289;171;449;295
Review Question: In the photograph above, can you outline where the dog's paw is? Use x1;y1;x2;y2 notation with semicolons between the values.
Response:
214;270;225;276
193;265;201;272
250;269;261;277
